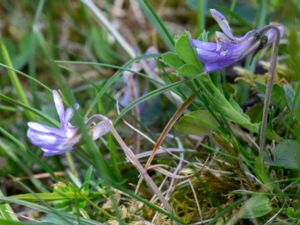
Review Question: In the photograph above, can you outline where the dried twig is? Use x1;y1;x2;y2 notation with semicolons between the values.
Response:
81;0;136;58
188;179;202;221
86;115;172;211
136;94;196;192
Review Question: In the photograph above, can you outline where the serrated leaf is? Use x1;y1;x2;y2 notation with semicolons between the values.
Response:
161;51;184;68
238;195;272;219
266;140;300;169
175;110;219;135
175;32;202;69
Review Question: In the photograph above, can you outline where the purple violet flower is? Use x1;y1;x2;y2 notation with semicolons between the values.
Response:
27;90;110;156
191;9;285;73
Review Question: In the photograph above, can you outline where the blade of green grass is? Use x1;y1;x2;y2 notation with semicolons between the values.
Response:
196;0;207;36
0;197;104;225
138;0;174;49
82;0;136;58
0;94;58;126
115;79;186;123
0;220;41;225
8;192;102;202
0;38;34;120
0;191;18;222
0;126;60;183
0;63;52;92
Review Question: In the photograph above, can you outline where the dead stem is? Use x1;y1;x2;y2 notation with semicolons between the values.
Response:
81;0;136;58
127;74;141;154
135;94;196;193
86;114;172;211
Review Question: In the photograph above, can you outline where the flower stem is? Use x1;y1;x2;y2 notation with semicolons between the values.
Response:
86;115;172;212
259;25;281;151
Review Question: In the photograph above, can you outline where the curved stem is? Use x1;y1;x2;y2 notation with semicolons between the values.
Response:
135;93;196;193
86;114;172;211
258;25;281;151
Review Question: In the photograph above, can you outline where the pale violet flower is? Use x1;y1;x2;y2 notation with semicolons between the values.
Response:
27;90;110;156
191;9;285;73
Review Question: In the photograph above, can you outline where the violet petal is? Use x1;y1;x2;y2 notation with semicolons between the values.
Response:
210;9;236;41
52;90;65;127
92;121;111;140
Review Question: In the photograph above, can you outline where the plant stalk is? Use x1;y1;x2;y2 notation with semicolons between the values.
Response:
86;115;172;212
259;25;281;151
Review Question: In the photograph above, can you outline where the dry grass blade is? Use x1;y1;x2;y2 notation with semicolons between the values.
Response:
135;93;196;193
86;114;172;212
82;0;136;58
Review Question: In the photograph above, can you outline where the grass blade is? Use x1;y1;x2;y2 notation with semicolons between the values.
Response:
0;191;18;222
0;38;34;120
138;0;174;49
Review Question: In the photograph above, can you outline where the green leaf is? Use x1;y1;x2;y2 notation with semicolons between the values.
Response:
89;27;122;64
115;79;186;123
175;32;202;69
283;84;294;110
229;98;244;114
253;155;272;190
81;166;93;193
0;196;104;225
256;83;286;109
287;207;300;219
8;192;102;202
178;64;200;76
271;85;286;109
266;140;300;169
175;110;219;135
0;37;34;120
0;190;18;222
0;220;36;225
161;51;184;68
287;26;300;79
238;195;272;219
198;74;259;132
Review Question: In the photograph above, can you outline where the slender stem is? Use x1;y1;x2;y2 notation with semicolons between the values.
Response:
135;94;195;193
0;37;34;120
86;115;172;212
66;152;79;178
145;94;196;169
127;74;141;154
259;25;281;151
